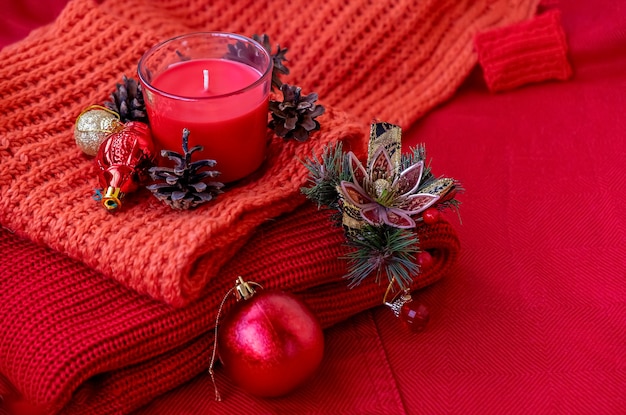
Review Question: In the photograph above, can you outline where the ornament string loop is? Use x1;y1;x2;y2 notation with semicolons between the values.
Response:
75;105;123;133
208;276;263;402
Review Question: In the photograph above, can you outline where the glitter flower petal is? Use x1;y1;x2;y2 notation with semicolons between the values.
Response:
369;146;395;181
361;205;386;225
404;193;440;215
340;182;372;208
384;208;417;228
394;161;424;195
347;152;368;189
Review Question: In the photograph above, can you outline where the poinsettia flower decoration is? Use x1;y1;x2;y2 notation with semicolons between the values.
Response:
338;146;439;229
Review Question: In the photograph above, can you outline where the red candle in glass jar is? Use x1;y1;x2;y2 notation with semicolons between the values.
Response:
139;32;272;183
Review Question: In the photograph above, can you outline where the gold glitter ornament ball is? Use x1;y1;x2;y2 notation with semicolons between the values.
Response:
74;108;121;156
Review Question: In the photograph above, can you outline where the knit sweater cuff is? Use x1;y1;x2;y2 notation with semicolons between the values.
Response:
474;9;572;92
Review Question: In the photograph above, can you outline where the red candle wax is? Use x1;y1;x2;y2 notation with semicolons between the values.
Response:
145;58;269;183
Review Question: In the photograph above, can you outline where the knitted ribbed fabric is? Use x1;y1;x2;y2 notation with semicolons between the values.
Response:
0;206;460;415
0;0;538;306
475;9;572;91
0;0;544;414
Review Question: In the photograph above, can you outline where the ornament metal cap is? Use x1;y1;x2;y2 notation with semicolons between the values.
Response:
235;276;257;301
102;187;123;211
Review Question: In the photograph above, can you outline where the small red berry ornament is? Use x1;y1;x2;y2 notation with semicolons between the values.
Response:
384;283;430;332
416;250;434;270
400;301;430;332
210;277;324;399
422;207;441;225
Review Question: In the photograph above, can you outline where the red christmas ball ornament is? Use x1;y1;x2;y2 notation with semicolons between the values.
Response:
422;207;441;224
216;278;324;398
95;121;155;211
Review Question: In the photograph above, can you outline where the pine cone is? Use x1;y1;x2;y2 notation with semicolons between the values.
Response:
225;40;266;68
252;34;289;90
225;33;290;91
104;75;148;123
147;129;224;210
269;84;325;142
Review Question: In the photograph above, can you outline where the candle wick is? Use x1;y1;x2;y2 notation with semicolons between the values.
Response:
203;69;209;92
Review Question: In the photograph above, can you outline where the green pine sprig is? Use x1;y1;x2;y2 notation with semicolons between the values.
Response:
301;140;460;290
300;141;350;209
343;224;420;290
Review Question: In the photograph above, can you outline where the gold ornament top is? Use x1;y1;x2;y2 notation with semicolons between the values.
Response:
74;106;122;156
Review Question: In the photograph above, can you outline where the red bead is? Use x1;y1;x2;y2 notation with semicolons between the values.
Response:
400;302;430;332
422;207;441;224
416;250;434;270
218;291;324;397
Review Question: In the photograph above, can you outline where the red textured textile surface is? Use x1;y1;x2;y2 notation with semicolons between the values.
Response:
137;0;624;413
0;205;459;415
0;0;68;48
2;1;626;415
475;9;573;91
0;0;536;306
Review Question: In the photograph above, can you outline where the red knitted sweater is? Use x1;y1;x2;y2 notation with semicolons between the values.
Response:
0;0;537;306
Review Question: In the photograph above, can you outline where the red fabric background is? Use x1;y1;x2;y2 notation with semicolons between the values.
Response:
1;0;625;414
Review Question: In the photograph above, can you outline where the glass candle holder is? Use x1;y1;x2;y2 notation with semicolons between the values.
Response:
138;32;272;183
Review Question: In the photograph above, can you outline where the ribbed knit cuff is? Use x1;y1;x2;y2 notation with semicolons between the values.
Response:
474;9;572;92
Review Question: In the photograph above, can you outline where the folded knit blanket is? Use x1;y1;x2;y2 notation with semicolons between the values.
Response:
0;207;460;415
0;0;540;413
0;0;537;306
